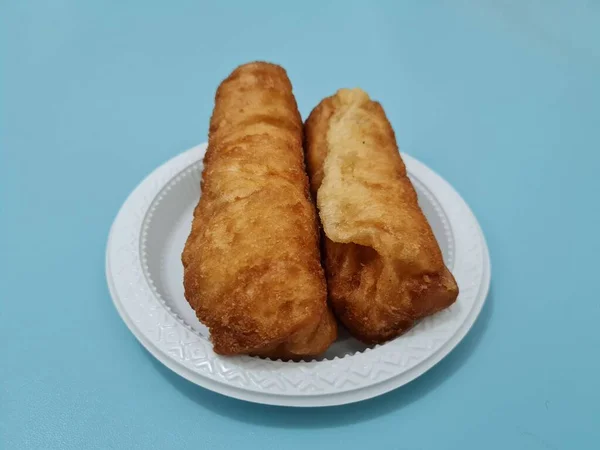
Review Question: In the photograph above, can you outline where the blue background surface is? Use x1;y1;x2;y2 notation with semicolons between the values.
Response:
2;1;599;449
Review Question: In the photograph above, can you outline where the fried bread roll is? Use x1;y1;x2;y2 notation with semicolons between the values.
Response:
304;88;458;344
182;62;336;358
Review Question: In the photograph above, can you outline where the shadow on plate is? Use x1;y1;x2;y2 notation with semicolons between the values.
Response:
147;285;494;429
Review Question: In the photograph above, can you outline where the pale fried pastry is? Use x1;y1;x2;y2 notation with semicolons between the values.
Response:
182;62;336;358
304;88;459;344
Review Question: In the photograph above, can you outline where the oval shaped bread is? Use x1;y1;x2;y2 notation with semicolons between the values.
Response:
304;88;458;344
182;62;336;358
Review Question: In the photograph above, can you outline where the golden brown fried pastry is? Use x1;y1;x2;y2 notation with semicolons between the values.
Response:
182;62;336;358
304;88;458;344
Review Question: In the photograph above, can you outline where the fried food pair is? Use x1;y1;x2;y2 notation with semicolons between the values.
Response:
182;62;336;358
305;88;459;344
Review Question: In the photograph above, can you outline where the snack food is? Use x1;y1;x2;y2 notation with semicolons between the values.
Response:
304;88;459;344
182;62;336;358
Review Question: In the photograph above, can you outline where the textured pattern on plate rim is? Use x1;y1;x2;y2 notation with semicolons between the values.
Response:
138;160;457;360
140;163;204;338
107;144;487;398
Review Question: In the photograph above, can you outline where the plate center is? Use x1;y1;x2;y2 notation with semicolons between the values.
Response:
141;160;454;361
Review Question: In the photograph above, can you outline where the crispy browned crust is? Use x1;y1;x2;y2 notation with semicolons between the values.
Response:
182;62;336;357
304;88;459;344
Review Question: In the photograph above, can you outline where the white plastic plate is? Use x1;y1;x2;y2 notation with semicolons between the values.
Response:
106;143;490;407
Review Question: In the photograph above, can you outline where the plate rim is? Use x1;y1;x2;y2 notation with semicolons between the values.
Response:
105;144;491;407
